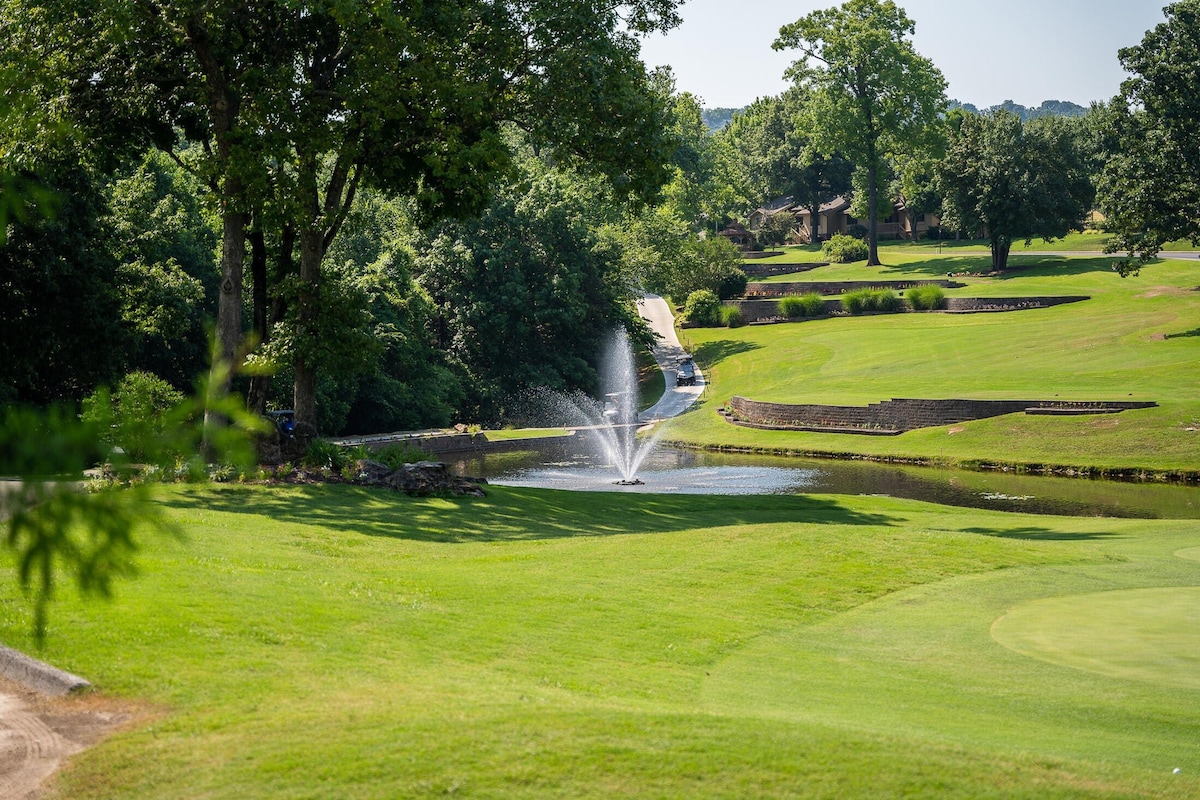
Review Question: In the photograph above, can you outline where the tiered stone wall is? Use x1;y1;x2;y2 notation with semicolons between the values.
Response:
726;396;1157;434
739;262;828;278
728;295;1089;323
744;279;962;297
943;296;1089;313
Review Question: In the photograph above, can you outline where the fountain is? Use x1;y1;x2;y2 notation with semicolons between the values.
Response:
532;327;663;485
594;328;661;485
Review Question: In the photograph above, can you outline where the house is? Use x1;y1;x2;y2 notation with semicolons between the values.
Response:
749;195;939;243
717;222;755;249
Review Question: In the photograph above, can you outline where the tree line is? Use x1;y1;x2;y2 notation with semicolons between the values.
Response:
2;0;1197;442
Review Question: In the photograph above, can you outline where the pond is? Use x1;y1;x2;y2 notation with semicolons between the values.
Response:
447;442;1200;519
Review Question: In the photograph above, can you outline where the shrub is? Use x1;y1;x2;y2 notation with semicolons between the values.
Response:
82;371;186;463
373;441;434;469
870;289;903;313
716;267;749;300
302;438;347;472
822;233;869;263
841;289;868;314
907;285;947;310
682;289;722;326
841;288;901;314
778;293;826;319
720;305;745;328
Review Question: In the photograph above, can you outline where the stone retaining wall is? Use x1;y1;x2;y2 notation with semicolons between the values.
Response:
745;279;962;297
739;262;828;278
727;396;1157;434
943;296;1089;313
728;295;1089;323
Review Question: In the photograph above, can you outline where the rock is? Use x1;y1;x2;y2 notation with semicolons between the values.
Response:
353;459;486;497
353;459;394;483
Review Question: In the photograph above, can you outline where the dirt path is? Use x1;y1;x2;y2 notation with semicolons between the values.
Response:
0;677;138;799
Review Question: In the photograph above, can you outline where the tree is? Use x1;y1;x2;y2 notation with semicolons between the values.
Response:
1097;0;1200;274
773;0;946;264
0;159;126;403
723;89;852;243
14;0;681;441
105;151;219;389
417;156;641;423
937;110;1093;270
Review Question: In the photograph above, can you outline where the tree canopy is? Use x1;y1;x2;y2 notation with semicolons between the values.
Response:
1097;0;1200;274
773;0;946;264
9;0;682;438
938;111;1093;270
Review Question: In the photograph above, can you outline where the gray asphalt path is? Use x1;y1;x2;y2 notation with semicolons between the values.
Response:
637;294;704;423
945;250;1200;260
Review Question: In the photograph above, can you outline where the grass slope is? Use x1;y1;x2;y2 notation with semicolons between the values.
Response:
672;252;1200;473
3;484;1199;798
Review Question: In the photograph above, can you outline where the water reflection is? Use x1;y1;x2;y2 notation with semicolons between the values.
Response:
448;443;1200;519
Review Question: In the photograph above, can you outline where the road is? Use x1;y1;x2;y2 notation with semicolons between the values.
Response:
636;294;704;424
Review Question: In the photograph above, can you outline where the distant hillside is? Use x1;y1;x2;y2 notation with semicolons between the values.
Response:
701;107;741;132
948;99;1089;120
703;99;1087;135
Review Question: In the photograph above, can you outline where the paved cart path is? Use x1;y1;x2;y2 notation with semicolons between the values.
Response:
637;294;704;423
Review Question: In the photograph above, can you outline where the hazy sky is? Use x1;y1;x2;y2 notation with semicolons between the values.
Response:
638;0;1171;109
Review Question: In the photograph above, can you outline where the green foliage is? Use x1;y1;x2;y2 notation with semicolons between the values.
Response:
301;439;347;473
0;404;158;643
0;352;264;641
82;371;185;463
372;441;436;469
841;288;900;314
720;304;746;328
937;110;1093;270
105;151;218;388
716;264;749;300
774;0;947;263
719;88;852;228
822;233;869;263
906;285;946;310
682;289;723;326
417;155;640;423
0;159;126;404
778;293;827;318
1096;2;1200;273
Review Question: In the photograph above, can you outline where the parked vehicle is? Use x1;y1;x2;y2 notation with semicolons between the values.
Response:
676;358;696;386
266;409;295;437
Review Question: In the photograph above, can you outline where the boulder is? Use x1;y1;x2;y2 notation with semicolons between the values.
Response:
353;459;487;497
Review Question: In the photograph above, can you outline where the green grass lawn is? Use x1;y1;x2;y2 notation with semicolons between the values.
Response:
4;483;1200;798
747;233;1197;264
674;254;1200;473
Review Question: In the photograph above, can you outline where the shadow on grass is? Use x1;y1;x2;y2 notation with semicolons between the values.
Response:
159;484;898;544
693;339;762;367
1166;327;1200;339
963;525;1121;541
874;255;992;277
869;253;1123;280
992;256;1120;280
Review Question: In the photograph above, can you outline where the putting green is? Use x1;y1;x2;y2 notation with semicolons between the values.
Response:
1177;546;1200;563
991;587;1200;689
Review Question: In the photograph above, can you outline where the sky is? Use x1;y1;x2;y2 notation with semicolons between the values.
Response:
638;0;1171;109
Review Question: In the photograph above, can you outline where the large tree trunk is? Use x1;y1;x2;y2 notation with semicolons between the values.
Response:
293;225;323;445
991;236;1011;271
204;195;245;447
866;165;881;266
245;226;270;416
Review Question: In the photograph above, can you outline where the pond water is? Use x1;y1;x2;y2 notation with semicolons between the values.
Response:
448;442;1200;519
